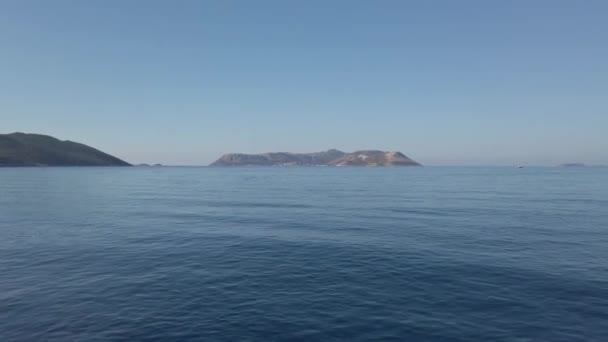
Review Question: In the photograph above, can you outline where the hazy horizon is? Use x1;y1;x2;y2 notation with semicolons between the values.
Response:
2;1;607;166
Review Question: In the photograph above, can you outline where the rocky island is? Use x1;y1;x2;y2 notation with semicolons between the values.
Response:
0;132;131;167
210;150;421;167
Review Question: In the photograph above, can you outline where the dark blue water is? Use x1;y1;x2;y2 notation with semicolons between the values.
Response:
1;167;607;341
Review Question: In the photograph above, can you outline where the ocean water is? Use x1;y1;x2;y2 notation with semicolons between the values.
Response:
1;166;607;341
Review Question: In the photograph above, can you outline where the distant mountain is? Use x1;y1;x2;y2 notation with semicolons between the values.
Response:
0;132;131;167
210;149;421;167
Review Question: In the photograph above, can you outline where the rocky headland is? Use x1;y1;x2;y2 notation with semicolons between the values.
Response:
0;132;131;167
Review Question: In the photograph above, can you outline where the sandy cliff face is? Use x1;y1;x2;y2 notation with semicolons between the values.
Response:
328;151;421;166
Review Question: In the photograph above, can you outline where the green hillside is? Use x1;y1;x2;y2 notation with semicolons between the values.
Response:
0;133;131;167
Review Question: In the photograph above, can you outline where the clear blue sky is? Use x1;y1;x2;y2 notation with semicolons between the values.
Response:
1;0;607;165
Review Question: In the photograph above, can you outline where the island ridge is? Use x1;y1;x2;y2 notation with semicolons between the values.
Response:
210;150;422;167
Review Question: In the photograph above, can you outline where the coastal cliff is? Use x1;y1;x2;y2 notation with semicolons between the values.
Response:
329;151;421;166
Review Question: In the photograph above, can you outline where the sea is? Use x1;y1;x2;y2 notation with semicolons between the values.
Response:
1;166;607;341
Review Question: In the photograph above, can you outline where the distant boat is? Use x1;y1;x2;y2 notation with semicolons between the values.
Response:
517;166;524;168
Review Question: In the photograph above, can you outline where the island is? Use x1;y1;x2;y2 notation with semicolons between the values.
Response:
210;149;421;167
0;132;131;167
